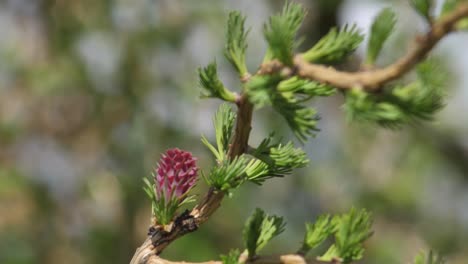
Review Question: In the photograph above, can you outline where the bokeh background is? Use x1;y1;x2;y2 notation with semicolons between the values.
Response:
1;0;468;263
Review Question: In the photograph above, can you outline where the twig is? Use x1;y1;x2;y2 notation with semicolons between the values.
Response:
261;3;468;91
131;88;254;264
133;253;325;264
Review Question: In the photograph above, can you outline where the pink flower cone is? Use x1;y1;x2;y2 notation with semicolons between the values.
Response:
154;148;198;201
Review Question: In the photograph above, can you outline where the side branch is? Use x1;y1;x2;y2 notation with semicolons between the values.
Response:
131;93;254;263
261;3;468;91
135;254;324;264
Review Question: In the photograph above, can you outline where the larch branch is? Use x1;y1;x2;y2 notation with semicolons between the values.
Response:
134;253;325;264
131;3;468;264
131;85;254;264
260;3;468;91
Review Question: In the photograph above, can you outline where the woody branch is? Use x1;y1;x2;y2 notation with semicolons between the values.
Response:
259;3;468;91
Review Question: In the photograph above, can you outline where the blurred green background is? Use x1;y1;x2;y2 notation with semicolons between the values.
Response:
0;0;467;263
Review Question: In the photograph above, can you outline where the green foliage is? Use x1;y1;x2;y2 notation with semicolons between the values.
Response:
268;142;309;173
203;106;310;191
411;0;432;21
143;177;176;225
225;11;250;76
243;208;285;257
142;178;195;225
391;61;445;119
246;75;321;142
344;60;446;127
263;1;305;65
366;8;397;65
248;137;309;184
302;24;364;64
343;87;407;127
246;75;282;108
220;249;241;264
299;214;335;254
204;141;308;191
277;76;337;97
198;61;237;102
204;149;304;192
413;251;444;264
318;208;373;263
204;156;249;192
441;0;468;29
202;104;236;162
273;95;320;142
244;159;271;184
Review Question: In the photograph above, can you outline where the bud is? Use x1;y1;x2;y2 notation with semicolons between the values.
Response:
155;148;198;201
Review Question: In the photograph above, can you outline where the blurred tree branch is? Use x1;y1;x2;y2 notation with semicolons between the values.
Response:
132;239;322;264
258;3;468;91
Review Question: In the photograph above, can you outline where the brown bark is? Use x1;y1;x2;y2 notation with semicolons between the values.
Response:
133;253;325;264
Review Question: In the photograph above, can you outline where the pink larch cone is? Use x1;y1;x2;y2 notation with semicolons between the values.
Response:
155;148;198;201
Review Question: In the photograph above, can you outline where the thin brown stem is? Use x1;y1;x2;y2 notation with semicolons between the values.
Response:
262;3;468;91
229;95;254;157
